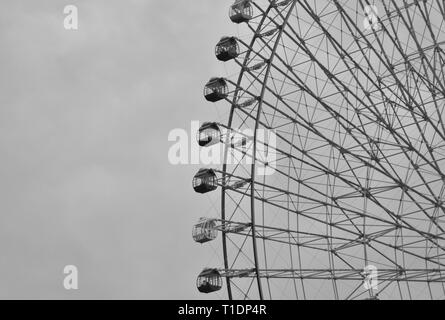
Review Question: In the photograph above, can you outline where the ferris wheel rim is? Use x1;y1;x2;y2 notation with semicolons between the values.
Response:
202;0;445;300
221;0;301;300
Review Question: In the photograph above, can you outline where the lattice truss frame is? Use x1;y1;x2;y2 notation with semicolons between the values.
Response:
194;0;445;300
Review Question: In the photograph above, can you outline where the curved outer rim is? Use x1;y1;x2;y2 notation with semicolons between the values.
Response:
220;6;271;300
221;0;298;300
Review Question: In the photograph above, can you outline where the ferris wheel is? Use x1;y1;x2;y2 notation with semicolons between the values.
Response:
191;0;445;300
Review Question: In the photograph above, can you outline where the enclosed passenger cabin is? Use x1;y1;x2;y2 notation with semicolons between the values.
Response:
197;122;222;147
204;78;229;102
229;0;253;24
215;37;240;61
193;169;218;194
192;218;218;243
197;268;222;293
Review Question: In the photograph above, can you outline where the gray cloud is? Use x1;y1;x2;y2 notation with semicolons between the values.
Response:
0;0;234;299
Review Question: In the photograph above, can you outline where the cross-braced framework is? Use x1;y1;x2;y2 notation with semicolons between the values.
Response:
193;0;445;300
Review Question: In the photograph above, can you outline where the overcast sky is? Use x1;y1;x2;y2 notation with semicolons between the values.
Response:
0;0;240;299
